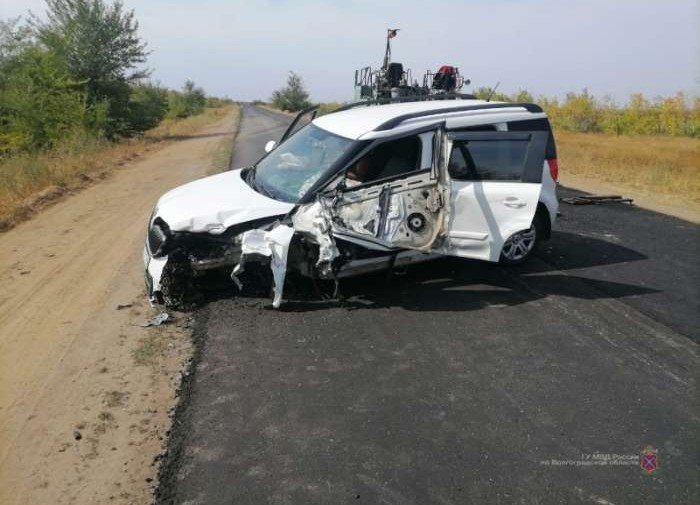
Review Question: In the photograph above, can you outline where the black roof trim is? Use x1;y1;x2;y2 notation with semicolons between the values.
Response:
374;102;543;132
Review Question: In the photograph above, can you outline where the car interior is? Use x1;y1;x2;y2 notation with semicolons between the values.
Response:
347;135;422;184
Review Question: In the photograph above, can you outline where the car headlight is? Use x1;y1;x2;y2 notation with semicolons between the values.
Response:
148;218;169;256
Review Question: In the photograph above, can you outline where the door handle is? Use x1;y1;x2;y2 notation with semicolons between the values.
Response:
503;198;527;209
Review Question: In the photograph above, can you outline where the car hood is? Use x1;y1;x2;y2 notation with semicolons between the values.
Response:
154;168;295;234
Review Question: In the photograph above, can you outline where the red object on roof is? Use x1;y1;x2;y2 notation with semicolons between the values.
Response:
437;65;456;74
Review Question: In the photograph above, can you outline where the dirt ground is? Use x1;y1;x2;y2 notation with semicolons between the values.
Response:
0;108;239;505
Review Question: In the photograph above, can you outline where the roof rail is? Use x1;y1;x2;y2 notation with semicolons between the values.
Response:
332;93;478;113
373;102;543;131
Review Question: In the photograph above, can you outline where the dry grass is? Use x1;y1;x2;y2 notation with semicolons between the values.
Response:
0;105;238;231
207;135;235;176
144;105;234;142
132;331;170;367
556;131;700;203
206;105;241;176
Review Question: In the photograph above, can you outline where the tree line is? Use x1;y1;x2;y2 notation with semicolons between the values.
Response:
0;0;217;158
473;88;699;137
268;72;698;138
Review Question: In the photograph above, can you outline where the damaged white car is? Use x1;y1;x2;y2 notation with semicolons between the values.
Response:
144;99;559;308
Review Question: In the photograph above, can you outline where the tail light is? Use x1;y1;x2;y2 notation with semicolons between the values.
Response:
547;158;559;182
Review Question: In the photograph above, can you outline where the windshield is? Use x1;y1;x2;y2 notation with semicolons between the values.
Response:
252;123;353;202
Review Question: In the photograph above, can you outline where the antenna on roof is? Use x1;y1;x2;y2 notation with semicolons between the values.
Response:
485;81;500;102
383;28;399;70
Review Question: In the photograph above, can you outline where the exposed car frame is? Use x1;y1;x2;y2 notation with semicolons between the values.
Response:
144;98;559;308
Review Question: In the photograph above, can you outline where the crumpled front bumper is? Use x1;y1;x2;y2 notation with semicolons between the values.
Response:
143;245;168;302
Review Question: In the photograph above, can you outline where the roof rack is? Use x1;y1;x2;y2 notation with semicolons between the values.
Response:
373;102;543;131
333;93;478;113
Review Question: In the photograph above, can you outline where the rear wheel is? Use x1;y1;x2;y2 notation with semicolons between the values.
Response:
499;213;545;265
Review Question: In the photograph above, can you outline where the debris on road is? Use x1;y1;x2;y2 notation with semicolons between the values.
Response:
176;317;193;329
140;312;170;327
115;303;133;310
561;195;634;206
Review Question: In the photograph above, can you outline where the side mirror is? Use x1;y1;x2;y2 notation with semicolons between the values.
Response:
264;140;276;153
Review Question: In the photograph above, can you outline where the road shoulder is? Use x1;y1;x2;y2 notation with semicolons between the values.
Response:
559;171;700;224
0;106;240;505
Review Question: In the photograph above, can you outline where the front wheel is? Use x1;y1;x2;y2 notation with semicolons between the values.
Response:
499;214;544;265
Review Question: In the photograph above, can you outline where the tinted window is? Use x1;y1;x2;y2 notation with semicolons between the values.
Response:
452;124;498;132
449;139;529;181
507;118;557;159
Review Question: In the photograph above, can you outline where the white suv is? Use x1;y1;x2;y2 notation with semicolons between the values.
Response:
145;99;559;307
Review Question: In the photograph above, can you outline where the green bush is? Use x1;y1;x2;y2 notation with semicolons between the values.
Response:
31;0;150;138
0;46;88;154
473;87;699;137
271;72;311;112
127;83;168;134
1;10;220;158
167;80;207;119
206;96;233;108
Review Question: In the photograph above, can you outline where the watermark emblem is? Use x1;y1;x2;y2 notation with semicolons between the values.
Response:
640;446;659;474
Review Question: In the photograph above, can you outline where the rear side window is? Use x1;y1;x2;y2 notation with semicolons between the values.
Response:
449;139;530;181
507;118;557;159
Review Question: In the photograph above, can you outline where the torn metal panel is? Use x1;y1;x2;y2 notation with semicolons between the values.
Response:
330;180;444;251
141;312;170;327
375;185;392;238
232;225;295;308
292;199;340;277
144;246;168;302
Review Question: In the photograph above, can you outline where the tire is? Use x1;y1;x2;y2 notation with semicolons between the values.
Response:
159;257;203;309
499;212;545;265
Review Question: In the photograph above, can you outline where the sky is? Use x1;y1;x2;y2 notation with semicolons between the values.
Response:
1;0;698;103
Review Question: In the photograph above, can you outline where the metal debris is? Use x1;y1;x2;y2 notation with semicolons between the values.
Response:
176;318;193;329
561;195;633;206
292;200;340;277
232;225;295;309
140;312;170;327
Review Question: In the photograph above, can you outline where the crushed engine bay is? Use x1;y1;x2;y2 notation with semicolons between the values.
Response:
148;180;446;309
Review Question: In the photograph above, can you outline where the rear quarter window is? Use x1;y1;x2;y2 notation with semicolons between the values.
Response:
449;139;530;181
506;118;557;159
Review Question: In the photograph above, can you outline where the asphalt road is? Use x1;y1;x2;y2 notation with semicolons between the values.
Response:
158;104;699;505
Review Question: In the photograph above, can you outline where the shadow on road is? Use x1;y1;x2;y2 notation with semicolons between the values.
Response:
533;230;647;272
280;262;656;314
200;231;656;313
